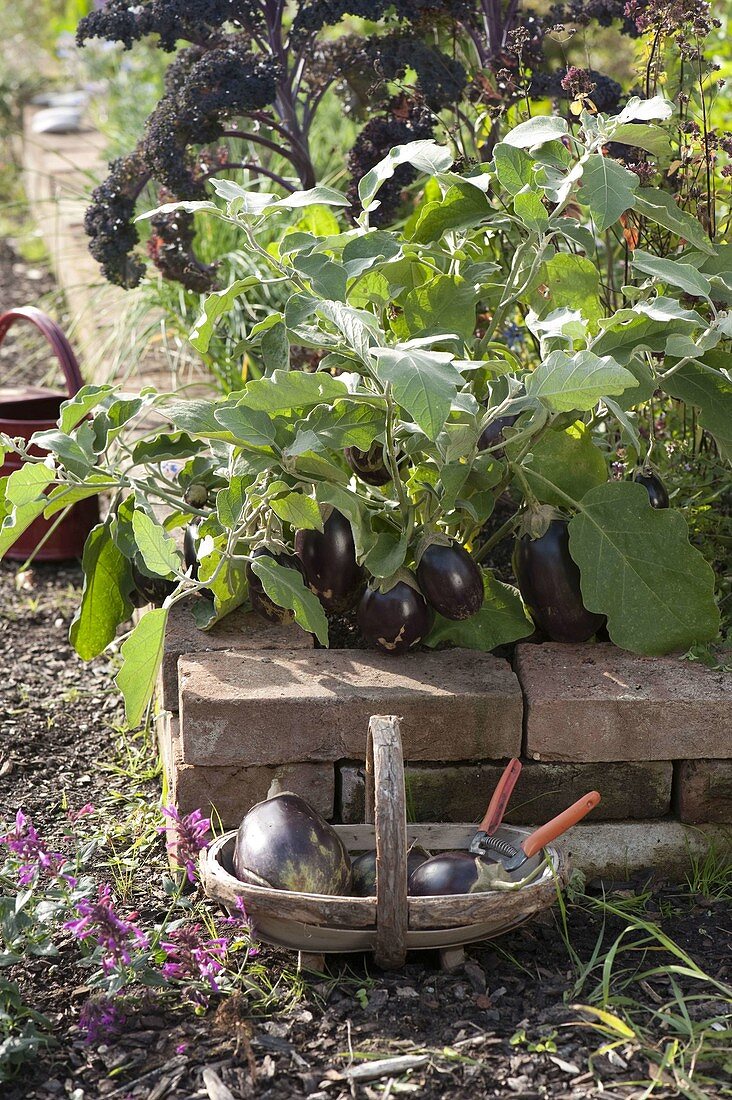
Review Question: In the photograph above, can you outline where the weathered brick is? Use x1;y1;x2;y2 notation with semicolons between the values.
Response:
517;643;732;763
564;821;731;881
337;759;672;824
675;760;732;824
159;601;313;712
158;714;334;827
179;648;522;766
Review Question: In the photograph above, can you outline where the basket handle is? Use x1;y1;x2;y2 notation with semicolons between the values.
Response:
365;714;408;970
0;307;84;397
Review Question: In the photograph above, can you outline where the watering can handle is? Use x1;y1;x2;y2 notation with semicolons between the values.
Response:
0;307;84;397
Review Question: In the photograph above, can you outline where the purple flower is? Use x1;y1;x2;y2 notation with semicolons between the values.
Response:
159;805;210;883
0;810;65;884
65;884;149;974
218;896;259;957
161;923;228;993
79;993;127;1045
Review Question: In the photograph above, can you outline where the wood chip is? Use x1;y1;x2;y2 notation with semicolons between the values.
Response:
202;1067;235;1100
549;1055;581;1075
346;1055;430;1083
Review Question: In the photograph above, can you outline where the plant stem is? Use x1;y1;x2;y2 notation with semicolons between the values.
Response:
473;510;519;564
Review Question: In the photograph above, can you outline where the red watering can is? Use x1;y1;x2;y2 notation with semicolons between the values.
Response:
0;307;98;561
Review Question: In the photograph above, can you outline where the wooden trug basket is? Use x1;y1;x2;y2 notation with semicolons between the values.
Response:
202;715;568;971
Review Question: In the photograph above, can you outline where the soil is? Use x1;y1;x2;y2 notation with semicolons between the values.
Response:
2;561;731;1100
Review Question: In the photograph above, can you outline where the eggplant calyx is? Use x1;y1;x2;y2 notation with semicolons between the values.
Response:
413;529;453;567
375;567;423;596
516;504;564;541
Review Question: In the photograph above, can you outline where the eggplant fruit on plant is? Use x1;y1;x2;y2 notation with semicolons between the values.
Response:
416;542;483;620
233;792;351;895
130;560;176;607
246;546;306;624
512;518;605;643
358;579;433;654
408;850;509;895
632;468;669;509
477;414;518;456
295;508;364;613
344;442;392;485
351;845;429;896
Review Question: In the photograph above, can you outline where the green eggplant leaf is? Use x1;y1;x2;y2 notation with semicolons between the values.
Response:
194;545;249;627
58;385;115;433
216;476;249;529
511;421;607;505
362;530;408;578
250;558;329;645
190;277;260;353
371;347;462;440
213;404;277;448
631;251;712;299
0;465;55;558
634;188;715;254
663;352;732;461
260;320;290;374
70;522;134;660
359;140;453;210
502;115;568;149
541;254;603;328
527;350;638;411
492;143;533;195
270;492;323;531
240;368;348;413
297;401;385;452
424;571;533;651
410;179;489;242
116;608;168;727
568;481;719;654
579;154;638;231
131;510;180;577
391;275;479;343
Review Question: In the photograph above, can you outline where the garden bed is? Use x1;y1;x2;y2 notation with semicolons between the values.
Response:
158;602;732;880
3;563;732;1100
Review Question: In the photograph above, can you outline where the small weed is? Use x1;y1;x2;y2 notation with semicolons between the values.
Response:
554;879;732;1097
685;838;732;903
510;1027;558;1053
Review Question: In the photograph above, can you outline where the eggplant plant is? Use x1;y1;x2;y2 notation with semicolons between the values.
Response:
0;97;728;726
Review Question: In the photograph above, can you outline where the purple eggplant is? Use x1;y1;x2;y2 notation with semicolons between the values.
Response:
351;845;429;897
632;468;669;509
344;443;392;486
130;560;176;607
357;580;433;654
478;414;517;456
295;509;364;613
512;518;605;643
416;542;483;620
408;850;503;896
233;792;351;895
